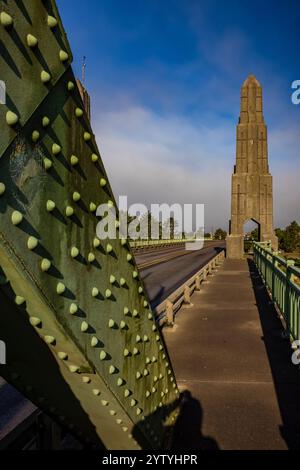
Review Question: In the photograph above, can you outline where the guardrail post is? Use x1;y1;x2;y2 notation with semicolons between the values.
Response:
285;260;295;336
203;268;207;282
195;275;201;291
166;300;174;326
184;285;191;304
208;262;213;275
271;252;279;300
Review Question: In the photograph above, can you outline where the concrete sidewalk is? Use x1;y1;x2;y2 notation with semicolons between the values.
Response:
164;258;300;450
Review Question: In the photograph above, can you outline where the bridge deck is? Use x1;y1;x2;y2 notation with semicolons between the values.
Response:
164;258;300;450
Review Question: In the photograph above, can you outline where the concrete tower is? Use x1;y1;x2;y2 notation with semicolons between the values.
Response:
226;75;278;258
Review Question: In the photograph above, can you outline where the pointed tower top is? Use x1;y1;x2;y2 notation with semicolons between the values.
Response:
243;74;261;88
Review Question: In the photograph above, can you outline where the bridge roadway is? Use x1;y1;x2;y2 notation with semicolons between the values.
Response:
164;257;300;450
135;241;225;308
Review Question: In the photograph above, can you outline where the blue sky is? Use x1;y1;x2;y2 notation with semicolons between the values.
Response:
58;0;300;230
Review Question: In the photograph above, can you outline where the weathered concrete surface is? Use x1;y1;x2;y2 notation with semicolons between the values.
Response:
164;258;300;450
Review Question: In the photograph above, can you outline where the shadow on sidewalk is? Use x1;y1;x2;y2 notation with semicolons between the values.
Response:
248;258;300;449
132;390;219;450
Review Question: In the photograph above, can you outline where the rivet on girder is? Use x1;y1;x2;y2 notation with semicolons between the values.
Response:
133;309;139;318
91;337;98;347
81;321;89;332
44;158;52;171
70;155;79;166
69;365;79;373
0;182;5;195
148;313;153;320
130;399;137;407
116;419;123;425
75;108;83;118
27;236;38;250
159;345;164;351
92;389;100;396
124;389;131;398
56;283;66;295
152;325;157;332
109;410;116;416
136;408;142;416
41;259;51;272
99;350;107;361
46;200;56;212
127;254;133;262
146;391;151;398
136;372;142;380
154;376;158;383
109;366;116;375
93;238;100;248
117;378;125;387
146;357;151;364
161;392;165;398
92;153;99;162
44;335;55;345
82;376;91;384
88;253;95;263
12;211;23;225
90;202;97;213
120;278;126;287
27;34;38;48
105;289;112;299
92;287;99;297
58;352;68;360
69;303;78;315
138;287;143;294
109;275;116;285
52;143;61;155
29;317;41;327
101;400;109;407
84;132;91;141
143;369;149;376
108;319;116;329
156;335;160;342
132;271;138;279
73;192;81;202
0;12;13;27
99;177;107;187
106;244;113;254
143;301;149;308
59;50;69;62
152;387;157;394
66;206;74;217
42;116;50;127
41;71;51;84
136;335;141;343
152;356;157;363
6;111;19;126
123;307;130;316
15;296;25;306
143;335;149;343
120;321;127;330
124;349;130;357
120;239;127;246
122;427;128;432
159;373;163;380
133;348;139;356
71;247;79;258
67;81;75;91
47;15;58;28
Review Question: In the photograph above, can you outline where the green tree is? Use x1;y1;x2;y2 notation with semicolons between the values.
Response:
214;228;227;240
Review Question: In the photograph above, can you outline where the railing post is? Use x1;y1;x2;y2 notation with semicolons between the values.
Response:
285;260;295;335
184;285;191;304
202;268;207;282
271;252;279;300
195;275;201;291
166;300;174;326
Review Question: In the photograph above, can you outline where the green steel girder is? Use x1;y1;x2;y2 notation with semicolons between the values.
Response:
0;0;179;450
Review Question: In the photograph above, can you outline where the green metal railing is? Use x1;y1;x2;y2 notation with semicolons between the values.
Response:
253;242;300;341
130;239;194;249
